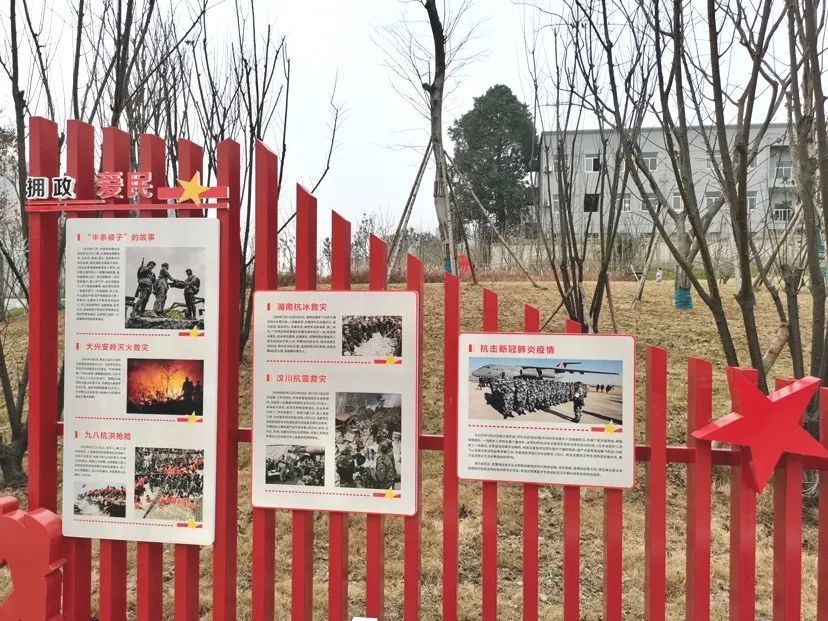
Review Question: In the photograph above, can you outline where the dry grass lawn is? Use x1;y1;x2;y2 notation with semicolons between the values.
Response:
0;279;821;619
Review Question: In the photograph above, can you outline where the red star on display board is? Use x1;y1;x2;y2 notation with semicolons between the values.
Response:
692;371;828;493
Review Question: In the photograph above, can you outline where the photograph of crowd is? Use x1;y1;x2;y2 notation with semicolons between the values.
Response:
341;315;403;357
126;358;204;416
264;445;324;486
334;392;402;490
134;447;205;521
73;480;126;518
467;357;624;425
124;246;206;330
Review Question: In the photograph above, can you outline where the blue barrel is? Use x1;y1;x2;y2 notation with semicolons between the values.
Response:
675;287;693;310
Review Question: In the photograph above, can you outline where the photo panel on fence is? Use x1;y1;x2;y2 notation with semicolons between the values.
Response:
61;218;219;545
458;332;636;488
251;290;419;515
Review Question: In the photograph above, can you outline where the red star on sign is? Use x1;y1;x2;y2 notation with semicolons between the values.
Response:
692;371;828;493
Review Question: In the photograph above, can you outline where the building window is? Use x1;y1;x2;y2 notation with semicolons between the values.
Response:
671;191;683;212
640;193;655;210
585;154;601;173
773;202;793;221
551;194;560;212
617;194;631;212
641;152;658;171
704;192;721;211
747;191;758;210
552;153;568;174
771;146;793;180
584;193;600;212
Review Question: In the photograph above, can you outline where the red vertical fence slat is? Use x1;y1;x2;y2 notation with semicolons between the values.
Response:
685;358;713;621
101;127;130;219
563;318;581;621
819;388;828;621
772;377;802;621
442;273;460;621
252;140;279;621
214;138;242;621
365;235;388;620
328;211;351;621
481;288;498;621
645;346;667;621
99;125;131;621
177;139;205;218
62;118;94;621
292;186;317;621
173;139;203;621
135;132;168;621
404;253;425;621
728;367;759;621
522;305;540;621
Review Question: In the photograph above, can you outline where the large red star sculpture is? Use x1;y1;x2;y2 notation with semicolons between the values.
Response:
692;371;828;493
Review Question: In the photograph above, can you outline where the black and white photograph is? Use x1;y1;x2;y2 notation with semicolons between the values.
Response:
335;392;402;490
73;480;127;518
468;357;624;425
134;447;205;522
264;445;325;486
124;246;206;330
341;315;403;357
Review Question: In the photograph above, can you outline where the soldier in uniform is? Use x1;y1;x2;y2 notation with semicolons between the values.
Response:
572;381;587;423
132;259;156;317
183;268;201;319
152;262;175;316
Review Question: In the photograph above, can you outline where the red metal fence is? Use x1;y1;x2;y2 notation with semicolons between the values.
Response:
17;117;828;620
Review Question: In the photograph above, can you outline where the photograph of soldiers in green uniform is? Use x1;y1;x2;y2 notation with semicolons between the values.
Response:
124;246;206;329
334;392;402;490
467;357;623;425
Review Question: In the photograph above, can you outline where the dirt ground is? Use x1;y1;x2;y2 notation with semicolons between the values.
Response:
0;279;821;619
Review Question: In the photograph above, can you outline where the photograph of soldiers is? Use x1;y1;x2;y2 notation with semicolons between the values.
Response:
73;481;127;518
134;447;205;521
126;358;205;416
467;357;624;425
341;315;403;357
124;246;206;329
264;445;325;486
334;392;402;490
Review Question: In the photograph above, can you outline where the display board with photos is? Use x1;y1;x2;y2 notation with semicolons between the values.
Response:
251;291;419;515
61;218;219;545
458;332;635;488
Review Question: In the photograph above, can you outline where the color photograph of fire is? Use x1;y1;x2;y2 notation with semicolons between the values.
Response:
126;358;204;416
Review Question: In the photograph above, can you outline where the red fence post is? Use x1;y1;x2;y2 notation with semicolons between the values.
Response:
686;358;713;621
482;288;499;621
772;377;802;621
563;318;581;621
728;367;759;621
252;140;279;621
98;125;131;621
645;346;668;621
523;305;540;621
442;273;461;621
328;211;351;621
135;131;168;621
62;118;95;621
404;253;425;621
365;234;389;620
214;138;242;621
27;117;60;514
292;185;317;621
819;388;828;621
173;138;204;621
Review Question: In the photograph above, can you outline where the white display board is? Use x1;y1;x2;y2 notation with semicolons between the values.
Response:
251;291;419;515
458;332;635;488
62;218;219;545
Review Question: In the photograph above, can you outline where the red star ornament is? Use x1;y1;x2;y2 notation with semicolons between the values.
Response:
692;371;828;493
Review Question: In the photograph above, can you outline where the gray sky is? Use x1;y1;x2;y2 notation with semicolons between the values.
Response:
0;0;531;239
